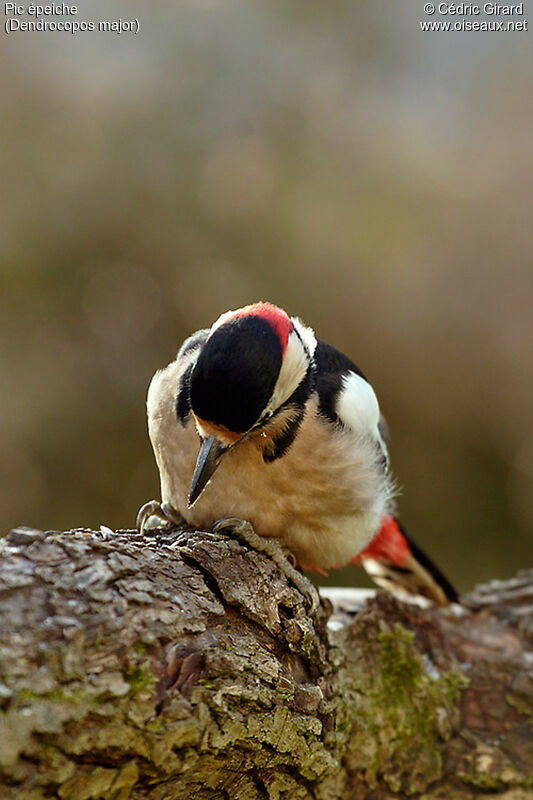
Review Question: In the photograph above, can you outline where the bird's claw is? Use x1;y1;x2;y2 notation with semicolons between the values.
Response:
212;517;320;614
136;500;185;533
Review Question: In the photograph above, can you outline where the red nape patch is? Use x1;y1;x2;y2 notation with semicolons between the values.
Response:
216;302;293;354
351;515;410;567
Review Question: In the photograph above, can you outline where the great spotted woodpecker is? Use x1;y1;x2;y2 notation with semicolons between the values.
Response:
138;302;457;606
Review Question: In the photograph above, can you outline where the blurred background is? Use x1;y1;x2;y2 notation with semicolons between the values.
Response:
1;0;532;592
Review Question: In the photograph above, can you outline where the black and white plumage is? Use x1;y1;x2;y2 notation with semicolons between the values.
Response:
140;302;457;604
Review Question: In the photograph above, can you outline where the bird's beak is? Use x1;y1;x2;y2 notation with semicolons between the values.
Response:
188;434;229;507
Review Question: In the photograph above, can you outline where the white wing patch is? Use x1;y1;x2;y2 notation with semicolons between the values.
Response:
336;372;381;438
336;372;390;467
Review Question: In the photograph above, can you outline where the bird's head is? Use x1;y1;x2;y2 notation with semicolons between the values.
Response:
187;302;314;506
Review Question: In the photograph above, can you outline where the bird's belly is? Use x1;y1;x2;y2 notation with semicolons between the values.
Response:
154;411;391;569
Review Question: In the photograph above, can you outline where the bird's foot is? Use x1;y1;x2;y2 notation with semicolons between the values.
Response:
136;500;185;534
212;517;320;614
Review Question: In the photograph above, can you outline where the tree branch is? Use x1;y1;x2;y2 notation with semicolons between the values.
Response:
0;525;532;799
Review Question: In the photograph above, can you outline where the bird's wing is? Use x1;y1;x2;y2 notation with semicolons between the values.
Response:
313;341;458;606
176;328;210;363
314;338;389;464
174;329;209;425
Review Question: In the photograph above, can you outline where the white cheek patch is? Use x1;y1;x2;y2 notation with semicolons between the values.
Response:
335;372;381;438
266;330;309;414
291;317;317;356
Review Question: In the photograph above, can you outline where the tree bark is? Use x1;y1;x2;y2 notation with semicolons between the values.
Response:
0;525;532;800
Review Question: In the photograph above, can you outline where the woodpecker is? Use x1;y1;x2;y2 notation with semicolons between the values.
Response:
138;302;457;606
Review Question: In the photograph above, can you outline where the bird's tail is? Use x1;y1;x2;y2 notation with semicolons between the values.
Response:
352;514;458;606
